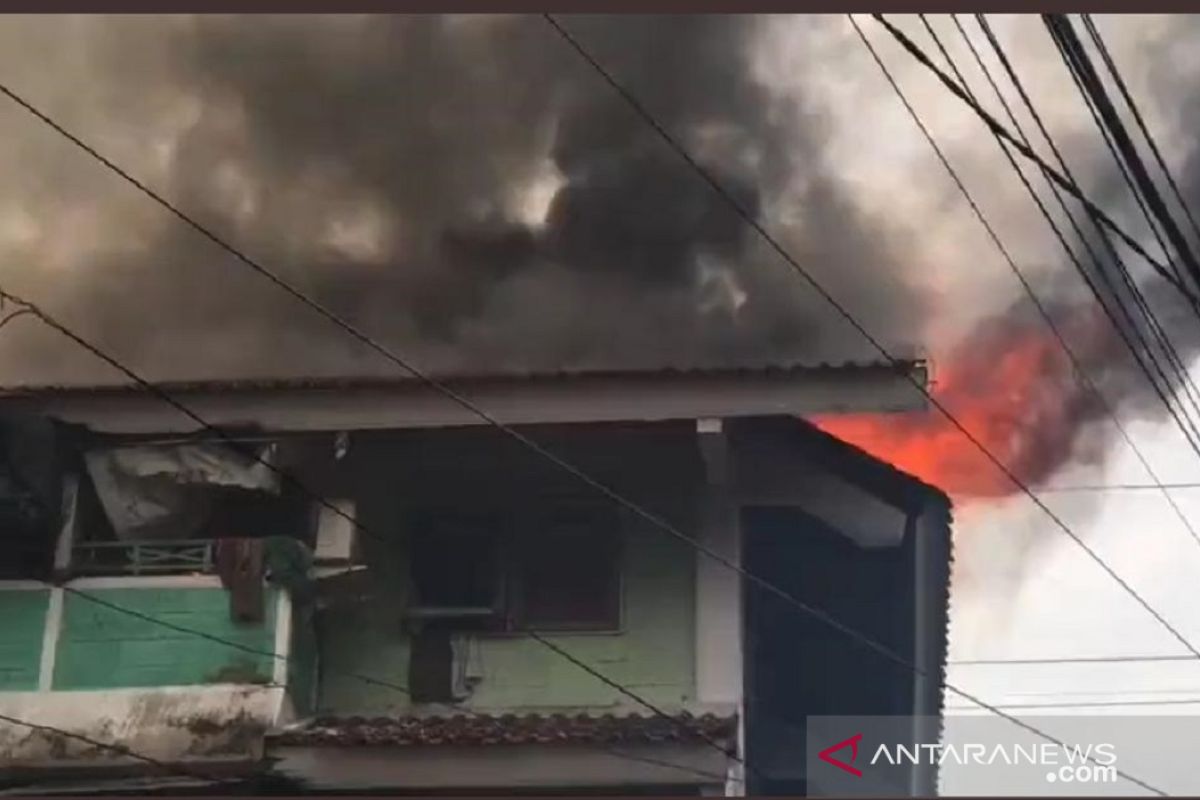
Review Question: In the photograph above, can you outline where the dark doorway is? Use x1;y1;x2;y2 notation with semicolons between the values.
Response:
742;506;917;795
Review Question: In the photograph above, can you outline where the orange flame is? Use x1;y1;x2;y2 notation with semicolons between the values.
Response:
813;309;1116;499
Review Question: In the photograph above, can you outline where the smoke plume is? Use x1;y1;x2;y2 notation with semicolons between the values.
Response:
0;15;1197;497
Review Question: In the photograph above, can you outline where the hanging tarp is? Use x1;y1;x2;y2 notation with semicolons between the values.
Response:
84;442;280;540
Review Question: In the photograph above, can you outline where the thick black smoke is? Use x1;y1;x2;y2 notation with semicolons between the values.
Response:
0;15;928;383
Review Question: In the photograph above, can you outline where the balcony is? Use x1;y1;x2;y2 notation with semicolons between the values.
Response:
70;539;217;577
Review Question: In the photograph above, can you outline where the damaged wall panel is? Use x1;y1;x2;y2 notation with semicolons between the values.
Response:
53;586;278;690
0;685;286;770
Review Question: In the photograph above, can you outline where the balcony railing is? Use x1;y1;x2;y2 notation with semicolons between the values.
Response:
71;539;216;576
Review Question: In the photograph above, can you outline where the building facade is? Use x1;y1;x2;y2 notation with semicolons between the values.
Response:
0;363;950;795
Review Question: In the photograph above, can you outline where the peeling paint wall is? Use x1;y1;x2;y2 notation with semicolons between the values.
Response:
0;581;299;771
0;685;285;767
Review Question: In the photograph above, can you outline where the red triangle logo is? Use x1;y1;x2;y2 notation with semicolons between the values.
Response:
818;733;864;777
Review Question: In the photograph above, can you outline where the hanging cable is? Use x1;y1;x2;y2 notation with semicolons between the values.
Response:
1082;14;1200;249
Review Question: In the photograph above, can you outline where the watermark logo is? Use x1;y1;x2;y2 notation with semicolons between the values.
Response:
818;733;864;777
815;733;1118;786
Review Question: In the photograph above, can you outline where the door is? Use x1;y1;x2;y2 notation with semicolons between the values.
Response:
742;506;917;795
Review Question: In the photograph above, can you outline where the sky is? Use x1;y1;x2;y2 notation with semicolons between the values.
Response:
0;14;1199;793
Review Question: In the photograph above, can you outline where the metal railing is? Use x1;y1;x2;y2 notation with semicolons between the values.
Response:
71;539;216;576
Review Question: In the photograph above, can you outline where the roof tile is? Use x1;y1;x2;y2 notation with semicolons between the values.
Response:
270;711;737;748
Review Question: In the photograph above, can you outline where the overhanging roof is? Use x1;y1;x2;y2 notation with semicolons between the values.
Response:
0;361;928;435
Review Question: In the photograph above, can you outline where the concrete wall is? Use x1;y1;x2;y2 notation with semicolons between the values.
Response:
0;579;301;770
0;685;286;768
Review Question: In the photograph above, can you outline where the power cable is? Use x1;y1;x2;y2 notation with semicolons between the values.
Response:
0;36;1171;792
922;14;1200;547
0;357;743;786
964;11;1200;453
1048;19;1181;286
1036;14;1200;426
1024;15;1200;424
1038;481;1200;493
1;26;1191;681
1083;14;1200;249
1029;13;1200;427
952;654;1196;665
1046;14;1200;292
868;13;1200;311
0;289;751;780
907;14;1200;551
946;696;1200;710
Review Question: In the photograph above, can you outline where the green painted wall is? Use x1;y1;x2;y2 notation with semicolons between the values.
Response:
0;589;49;690
54;587;278;690
318;520;695;714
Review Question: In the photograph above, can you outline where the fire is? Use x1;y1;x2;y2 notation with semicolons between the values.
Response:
813;309;1116;500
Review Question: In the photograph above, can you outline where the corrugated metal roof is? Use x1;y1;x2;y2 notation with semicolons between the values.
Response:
0;360;923;399
270;711;737;748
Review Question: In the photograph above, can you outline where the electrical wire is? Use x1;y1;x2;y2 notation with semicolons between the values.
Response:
1050;20;1182;286
0;32;1175;793
1;26;1191;687
1047;14;1200;294
0;289;750;781
907;14;1200;552
1083;14;1200;250
974;14;1200;450
835;16;1200;664
953;654;1195;665
946;696;1200;710
1028;14;1200;425
1038;481;1200;493
868;13;1200;313
919;14;1200;549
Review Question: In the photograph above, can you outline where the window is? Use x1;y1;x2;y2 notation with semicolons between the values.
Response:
405;506;621;633
512;510;621;631
409;512;504;618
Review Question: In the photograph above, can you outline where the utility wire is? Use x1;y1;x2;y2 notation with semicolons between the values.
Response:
1;25;1190;682
908;14;1200;552
1083;14;1200;249
1036;16;1200;411
947;696;1200;710
1031;18;1200;486
0;73;974;734
1047;14;1200;293
1038;481;1200;493
1039;14;1200;413
838;15;1198;663
0;334;742;786
991;14;1200;404
0;96;1155;799
892;18;1200;501
0;68;1146;724
869;13;1200;312
953;654;1196;665
0;288;751;781
15;505;739;784
1031;14;1200;424
548;14;1182;794
1049;20;1181;286
58;588;738;786
0;35;1169;793
926;14;1200;548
